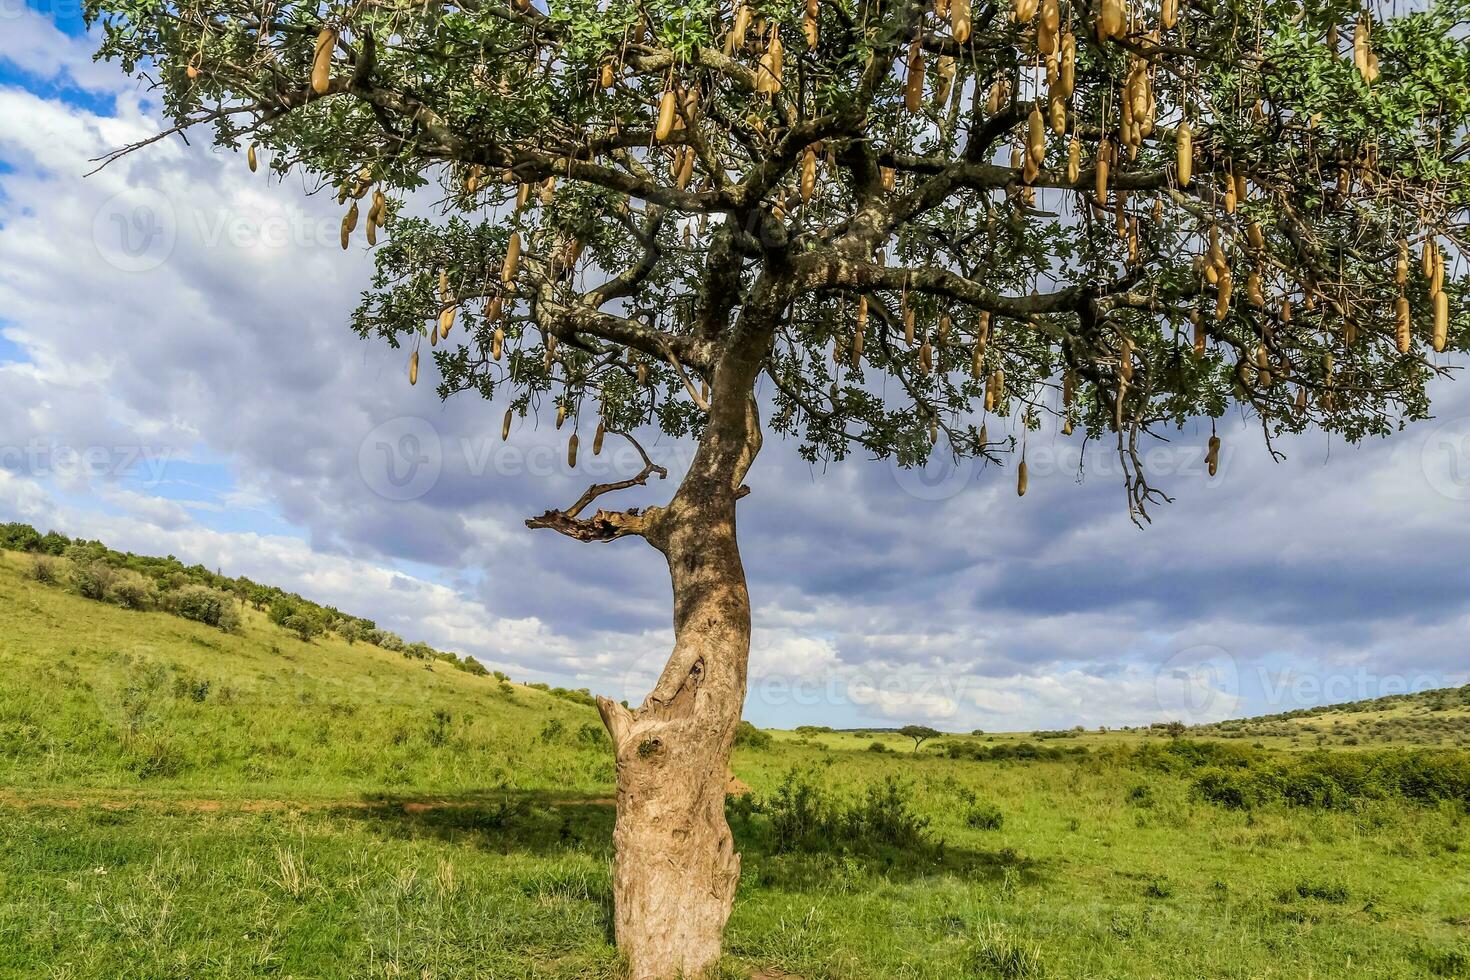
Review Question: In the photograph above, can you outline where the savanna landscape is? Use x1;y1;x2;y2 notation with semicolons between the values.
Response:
3;0;1470;973
2;535;1468;978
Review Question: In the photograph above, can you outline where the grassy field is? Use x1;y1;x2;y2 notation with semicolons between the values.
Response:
2;550;1468;978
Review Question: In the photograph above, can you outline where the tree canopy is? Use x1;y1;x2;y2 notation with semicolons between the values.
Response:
87;0;1470;521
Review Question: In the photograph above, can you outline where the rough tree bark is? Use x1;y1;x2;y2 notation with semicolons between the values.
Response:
594;390;762;979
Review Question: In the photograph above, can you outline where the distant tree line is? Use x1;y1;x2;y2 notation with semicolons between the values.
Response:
1;521;490;678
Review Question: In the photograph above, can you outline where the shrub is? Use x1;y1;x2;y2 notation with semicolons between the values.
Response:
868;741;890;753
733;720;772;749
426;708;453;747
1126;783;1156;808
577;723;606;746
760;768;834;853
847;777;932;849
169;585;240;632
966;801;1005;830
69;560;117;601
457;657;489;676
281;613;323;642
540;719;566;743
754;769;933;854
0;522;43;552
26;555;62;584
106;571;159;610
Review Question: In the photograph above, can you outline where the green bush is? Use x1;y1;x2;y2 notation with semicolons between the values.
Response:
106;571;159;610
734;720;772;749
69;560;116;601
753;769;934;855
868;741;890;753
26;555;62;584
966;801;1005;830
169;586;240;632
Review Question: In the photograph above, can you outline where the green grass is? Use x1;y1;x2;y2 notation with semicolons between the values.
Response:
2;551;1469;978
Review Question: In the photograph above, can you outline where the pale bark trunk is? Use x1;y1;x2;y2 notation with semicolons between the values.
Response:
595;399;762;979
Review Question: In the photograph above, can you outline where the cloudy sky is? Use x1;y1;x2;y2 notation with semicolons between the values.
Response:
2;5;1467;732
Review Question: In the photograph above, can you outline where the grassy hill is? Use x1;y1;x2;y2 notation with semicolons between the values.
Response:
1190;685;1470;748
2;549;1469;978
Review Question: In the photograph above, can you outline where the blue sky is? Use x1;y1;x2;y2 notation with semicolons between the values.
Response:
1;4;1467;731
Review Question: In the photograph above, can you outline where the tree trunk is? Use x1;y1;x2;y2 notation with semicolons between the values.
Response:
596;490;750;979
595;398;762;979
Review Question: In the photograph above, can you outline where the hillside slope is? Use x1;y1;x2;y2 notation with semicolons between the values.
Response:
1190;683;1470;748
0;551;609;799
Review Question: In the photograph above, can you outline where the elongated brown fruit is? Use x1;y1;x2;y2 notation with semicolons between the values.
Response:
1246;272;1264;308
1095;139;1111;202
247;144;258;172
801;148;816;202
1206;435;1220;476
1067;137;1081;182
904;44;925;113
409;350;419;386
501;408;512;441
339;206;355;250
502;233;521;285
593;422;606;456
1396;295;1411;353
1027;106;1046;166
1161;0;1177;29
491;327;504;361
934;55;956;107
1433;290;1449;352
600;62;616;88
951;0;972;43
1099;0;1126;40
1017;458;1028;496
1215;270;1233;320
655;88;678;141
312;27;336;95
730;4;752;50
1176;120;1192;186
567;434;579;468
1191;310;1206;357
